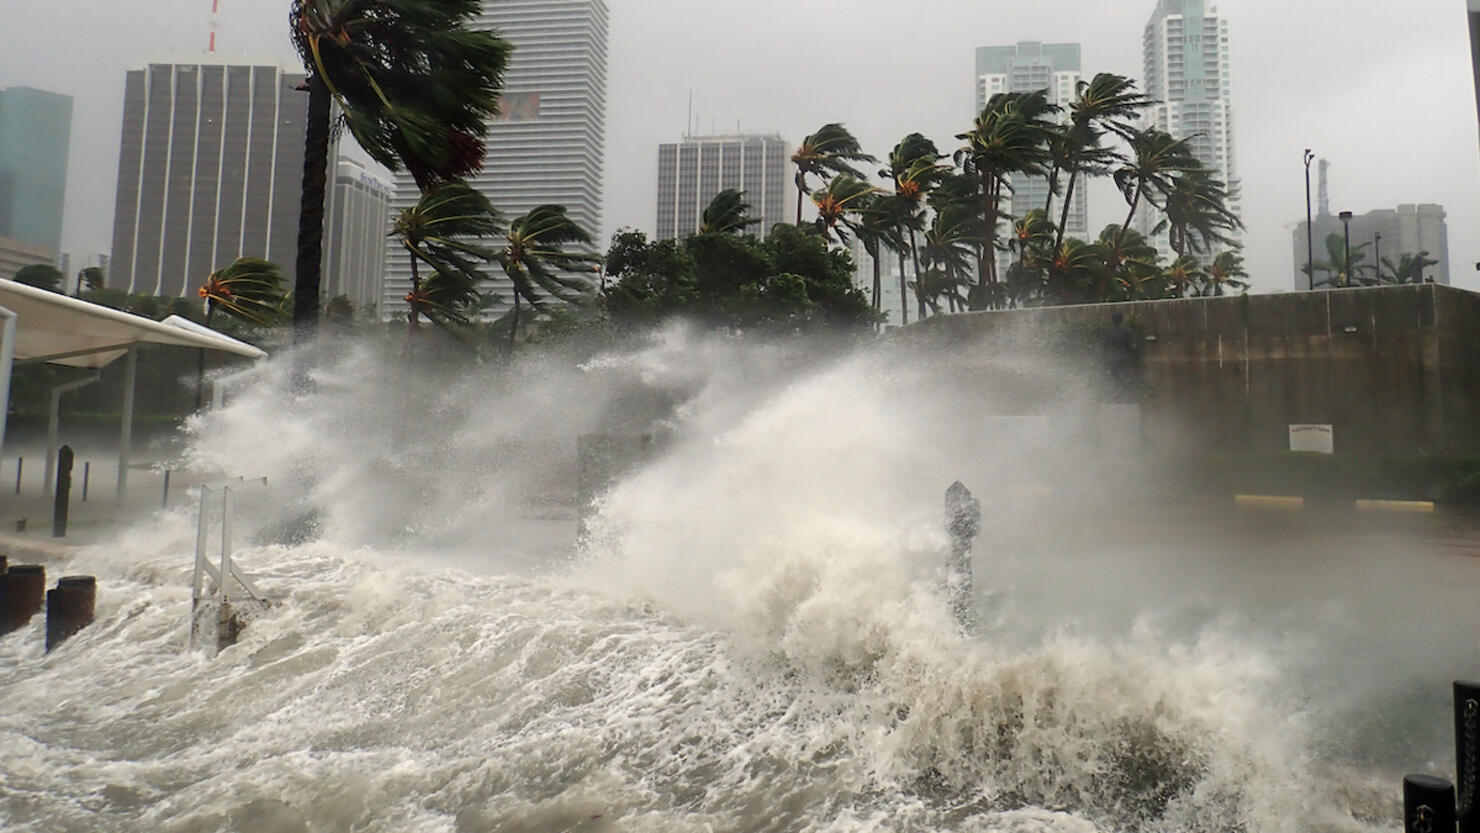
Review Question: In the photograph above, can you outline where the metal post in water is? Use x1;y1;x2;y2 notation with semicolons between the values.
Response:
82;461;89;502
945;481;982;629
1457;681;1480;833
1405;774;1456;833
45;575;96;652
162;469;171;508
0;564;45;635
52;445;73;538
14;456;20;494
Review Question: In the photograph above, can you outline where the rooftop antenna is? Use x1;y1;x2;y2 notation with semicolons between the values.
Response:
208;0;220;53
1317;158;1330;217
686;90;692;138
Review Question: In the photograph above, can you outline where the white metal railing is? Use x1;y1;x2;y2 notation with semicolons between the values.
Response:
189;477;269;652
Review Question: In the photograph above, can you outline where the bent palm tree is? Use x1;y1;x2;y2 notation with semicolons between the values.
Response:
196;257;286;406
883;134;950;318
791;123;875;225
500;205;598;347
1203;249;1249;296
810;175;881;246
919;206;983;314
1114;129;1200;246
391;180;501;330
289;0;511;329
1049;74;1153;247
699;189;759;235
1156;168;1242;258
1378;251;1439;285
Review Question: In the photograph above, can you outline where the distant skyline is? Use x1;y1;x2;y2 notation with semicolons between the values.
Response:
0;0;1475;296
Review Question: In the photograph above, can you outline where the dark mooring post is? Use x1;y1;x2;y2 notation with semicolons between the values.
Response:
945;481;982;628
52;444;73;538
1;564;45;635
45;575;96;652
1405;774;1456;833
1457;681;1480;833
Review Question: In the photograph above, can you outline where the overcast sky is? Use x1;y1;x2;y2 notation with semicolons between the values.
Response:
0;0;1475;294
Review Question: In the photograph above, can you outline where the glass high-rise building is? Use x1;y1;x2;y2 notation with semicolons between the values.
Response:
0;86;74;260
974;42;1086;241
1138;0;1241;261
108;62;308;298
324;158;392;316
655;134;788;241
383;0;610;319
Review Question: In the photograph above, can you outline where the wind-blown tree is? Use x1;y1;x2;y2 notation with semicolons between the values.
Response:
390;180;501;330
810;175;880;246
1163;255;1206;299
499;205;598;347
196;257;286;406
791;123;876;225
1095;224;1163;302
1003;209;1055;307
75;266;105;295
1041;238;1107;304
956;90;1060;309
882;133;950;317
698;189;759;236
1157;168;1242;258
13;264;63;292
1048;73;1154;247
1113;129;1200;245
1308;233;1371;288
1202;249;1249;296
850;194;907;322
918;206;982;314
1377;251;1439;285
288;0;512;330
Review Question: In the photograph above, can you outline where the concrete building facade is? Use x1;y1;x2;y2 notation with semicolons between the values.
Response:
324;158;392;316
384;0;609;318
108;61;308;298
0;87;73;261
975;42;1086;240
1138;0;1240;261
656;134;788;241
1291;204;1449;289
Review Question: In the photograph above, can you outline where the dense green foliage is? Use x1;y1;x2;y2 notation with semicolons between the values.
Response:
14;264;63;292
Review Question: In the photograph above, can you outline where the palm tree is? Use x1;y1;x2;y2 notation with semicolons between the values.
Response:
289;0;512;329
882;134;950;318
1156;168;1242;258
1202;249;1249;296
1163;255;1206;299
1113;129;1200;246
1050;73;1153;247
499;205;598;347
791;123;876;225
1309;233;1371;288
810;175;881;246
391;181;500;330
956;90;1060;308
75;267;105;295
1096;224;1163;302
1377;251;1439;285
196;257;286;406
850;194;907;322
919;206;983;314
699;189;759;235
1041;238;1106;304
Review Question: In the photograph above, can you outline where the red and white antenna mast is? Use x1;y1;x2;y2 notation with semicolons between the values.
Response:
208;0;220;53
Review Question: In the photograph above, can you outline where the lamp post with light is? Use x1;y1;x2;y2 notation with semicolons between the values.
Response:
1304;149;1315;290
1339;211;1354;287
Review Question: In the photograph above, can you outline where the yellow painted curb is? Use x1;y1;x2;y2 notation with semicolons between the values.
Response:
1234;494;1305;509
1355;499;1435;514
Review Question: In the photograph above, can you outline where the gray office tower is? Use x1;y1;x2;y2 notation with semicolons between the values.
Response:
0;86;74;259
109;62;307;297
325;158;392;315
656;134;788;240
975;43;1086;240
383;0;610;318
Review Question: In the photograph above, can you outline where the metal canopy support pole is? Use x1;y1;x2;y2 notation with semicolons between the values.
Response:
44;373;100;495
0;305;16;469
116;344;138;501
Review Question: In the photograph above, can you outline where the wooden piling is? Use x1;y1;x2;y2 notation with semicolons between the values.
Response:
52;444;73;538
1457;681;1480;833
45;575;96;652
1405;774;1456;833
0;564;45;635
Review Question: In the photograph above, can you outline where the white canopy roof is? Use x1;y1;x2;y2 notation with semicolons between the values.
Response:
0;279;267;368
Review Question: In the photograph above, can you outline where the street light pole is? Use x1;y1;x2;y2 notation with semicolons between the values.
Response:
1304;149;1315;290
1374;232;1382;284
1339;211;1354;287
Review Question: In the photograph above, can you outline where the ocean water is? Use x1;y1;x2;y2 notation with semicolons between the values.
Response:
0;325;1468;832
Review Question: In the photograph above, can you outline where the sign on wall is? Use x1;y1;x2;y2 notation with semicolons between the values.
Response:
1289;424;1334;455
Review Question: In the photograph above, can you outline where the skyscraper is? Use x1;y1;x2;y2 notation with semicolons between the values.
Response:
324;158;392;315
0;86;74;260
655;134;788;241
974;42;1085;239
108;61;307;298
383;0;610;318
1138;0;1240;260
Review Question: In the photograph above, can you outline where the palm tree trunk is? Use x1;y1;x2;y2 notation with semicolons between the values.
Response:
871;252;881;311
292;72;331;341
897;249;909;326
1118;183;1143;245
1043;164;1060;219
795;172;806;226
195;305;215;410
407;255;422;331
1055;169;1079;248
909;229;925;319
509;292;521;349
